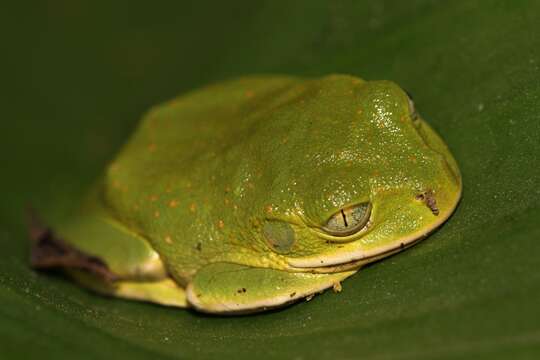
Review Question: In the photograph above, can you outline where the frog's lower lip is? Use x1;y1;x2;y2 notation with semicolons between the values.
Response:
286;186;462;270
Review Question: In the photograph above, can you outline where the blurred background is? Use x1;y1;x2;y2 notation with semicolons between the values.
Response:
1;1;539;359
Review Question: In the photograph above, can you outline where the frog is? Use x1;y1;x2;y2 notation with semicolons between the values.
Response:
29;74;462;314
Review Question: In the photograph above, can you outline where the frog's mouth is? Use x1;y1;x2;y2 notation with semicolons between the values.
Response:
287;230;428;274
285;183;462;274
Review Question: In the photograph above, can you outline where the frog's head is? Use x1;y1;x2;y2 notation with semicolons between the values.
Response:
253;75;461;272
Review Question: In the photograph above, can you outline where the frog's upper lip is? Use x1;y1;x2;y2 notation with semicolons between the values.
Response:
286;185;462;269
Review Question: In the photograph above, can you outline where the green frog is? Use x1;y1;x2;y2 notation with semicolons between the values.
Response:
29;74;461;314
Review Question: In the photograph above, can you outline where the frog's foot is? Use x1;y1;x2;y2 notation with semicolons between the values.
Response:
186;263;356;314
69;270;187;307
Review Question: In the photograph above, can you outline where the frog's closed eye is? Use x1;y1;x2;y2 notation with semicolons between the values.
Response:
323;203;372;237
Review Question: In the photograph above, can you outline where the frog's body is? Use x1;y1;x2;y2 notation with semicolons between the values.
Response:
30;75;461;314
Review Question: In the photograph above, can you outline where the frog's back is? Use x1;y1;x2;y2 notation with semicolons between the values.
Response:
105;76;300;203
125;76;300;163
101;76;312;277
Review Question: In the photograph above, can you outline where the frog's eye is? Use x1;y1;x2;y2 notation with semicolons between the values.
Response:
405;90;418;120
323;203;372;236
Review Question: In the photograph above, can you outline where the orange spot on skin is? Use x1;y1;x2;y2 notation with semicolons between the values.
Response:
154;211;160;218
169;199;179;208
149;195;158;202
164;235;173;244
245;90;255;98
217;220;224;229
265;205;273;214
148;116;160;130
109;163;120;173
112;181;128;193
189;203;197;213
148;143;157;152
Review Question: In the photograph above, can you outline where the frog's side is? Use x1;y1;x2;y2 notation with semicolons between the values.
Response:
30;75;461;314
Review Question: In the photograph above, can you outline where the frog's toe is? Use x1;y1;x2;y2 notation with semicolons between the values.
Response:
185;263;356;314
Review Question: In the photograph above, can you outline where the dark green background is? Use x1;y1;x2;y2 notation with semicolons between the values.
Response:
2;1;539;359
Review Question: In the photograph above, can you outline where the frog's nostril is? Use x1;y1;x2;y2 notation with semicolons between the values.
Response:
415;190;439;216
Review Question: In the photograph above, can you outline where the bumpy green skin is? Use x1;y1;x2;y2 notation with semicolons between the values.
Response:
53;74;461;314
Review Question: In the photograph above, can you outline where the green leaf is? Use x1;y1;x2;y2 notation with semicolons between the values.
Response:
2;1;539;359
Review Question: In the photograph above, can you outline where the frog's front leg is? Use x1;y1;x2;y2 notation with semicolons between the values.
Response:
186;262;357;314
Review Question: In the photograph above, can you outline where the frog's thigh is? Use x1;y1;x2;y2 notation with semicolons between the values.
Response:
186;263;356;314
30;211;186;306
30;211;166;280
69;270;187;308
